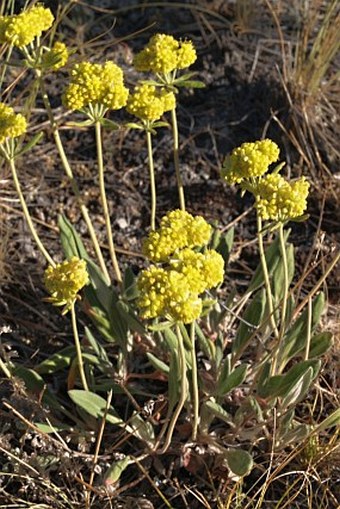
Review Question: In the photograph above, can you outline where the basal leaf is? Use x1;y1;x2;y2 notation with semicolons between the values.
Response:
224;448;253;477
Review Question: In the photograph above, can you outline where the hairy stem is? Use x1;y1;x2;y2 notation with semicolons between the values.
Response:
190;321;199;440
157;324;187;453
146;129;157;230
71;301;89;391
8;155;55;267
171;107;185;211
95;121;122;283
257;215;280;344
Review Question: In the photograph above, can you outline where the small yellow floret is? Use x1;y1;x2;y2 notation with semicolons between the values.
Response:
172;248;224;293
44;257;89;314
255;174;310;222
0;102;27;143
143;209;212;262
176;40;197;69
126;84;175;121
221;139;280;184
133;33;197;74
63;61;129;111
42;41;69;70
0;5;54;48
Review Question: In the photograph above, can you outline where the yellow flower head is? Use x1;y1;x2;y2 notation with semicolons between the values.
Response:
44;257;89;314
41;41;69;71
126;83;175;122
137;267;203;324
63;61;129;111
221;139;280;184
133;33;197;74
255;174;310;222
0;5;54;48
0;103;27;144
171;248;224;293
138;210;224;324
143;209;212;262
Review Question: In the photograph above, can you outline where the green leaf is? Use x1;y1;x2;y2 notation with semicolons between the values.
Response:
128;413;155;447
203;399;234;426
99;118;120;130
34;422;71;433
116;300;146;335
260;360;321;400
217;363;248;397
280;292;325;366
147;352;169;374
68;389;123;426
151;121;170;129
125;122;144;130
123;267;138;301
195;322;216;359
13;367;60;409
213;227;234;266
175;80;205;88
36;346;76;374
224;448;253;477
232;289;266;356
84;327;110;363
66;119;94;128
309;331;333;358
14;132;44;157
280;368;314;409
313;408;340;433
163;327;179;351
173;71;198;82
272;242;295;302
58;214;88;260
168;351;180;410
148;321;176;332
104;456;131;485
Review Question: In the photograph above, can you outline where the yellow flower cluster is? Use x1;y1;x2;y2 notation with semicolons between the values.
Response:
137;210;224;323
44;257;89;314
0;103;27;144
143;209;212;262
221;139;280;184
255;174;310;222
63;61;129;111
41;41;69;71
126;84;175;122
133;33;197;74
0;5;54;48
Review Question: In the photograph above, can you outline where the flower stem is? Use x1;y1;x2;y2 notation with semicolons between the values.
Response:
157;323;187;453
8;155;55;267
272;224;290;376
256;215;279;342
71;301;89;391
171;107;185;211
94;120;122;284
37;75;111;285
190;321;199;440
146;129;157;230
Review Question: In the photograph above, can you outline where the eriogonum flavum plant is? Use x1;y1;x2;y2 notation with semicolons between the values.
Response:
0;103;27;144
137;210;224;323
255;173;310;222
44;257;89;315
221;139;280;184
133;33;197;74
126;83;176;122
63;61;129;112
0;4;54;47
221;139;310;223
41;41;69;71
